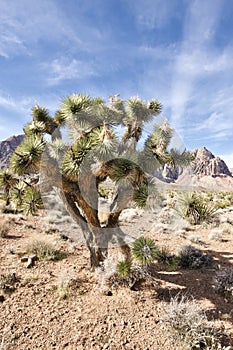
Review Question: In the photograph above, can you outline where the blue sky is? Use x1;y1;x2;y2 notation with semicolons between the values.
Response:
1;0;233;166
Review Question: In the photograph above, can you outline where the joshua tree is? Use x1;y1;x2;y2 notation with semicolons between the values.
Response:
10;93;190;268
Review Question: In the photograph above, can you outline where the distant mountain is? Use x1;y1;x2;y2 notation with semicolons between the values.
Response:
159;147;233;192
191;147;232;177
0;135;25;169
174;147;233;191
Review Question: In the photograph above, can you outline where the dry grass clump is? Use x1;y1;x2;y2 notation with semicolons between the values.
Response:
24;234;63;261
214;268;233;302
57;270;79;299
161;295;230;349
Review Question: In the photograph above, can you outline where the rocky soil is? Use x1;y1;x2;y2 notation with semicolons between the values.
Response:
1;198;233;349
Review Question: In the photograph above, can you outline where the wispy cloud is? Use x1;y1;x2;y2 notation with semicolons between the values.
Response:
0;0;81;58
170;0;224;130
43;58;98;86
127;0;180;30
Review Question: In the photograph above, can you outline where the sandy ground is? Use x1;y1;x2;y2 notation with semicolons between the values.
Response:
0;203;233;349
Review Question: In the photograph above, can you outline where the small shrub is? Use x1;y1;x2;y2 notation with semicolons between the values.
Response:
156;247;179;269
109;265;156;289
214;268;233;302
57;271;79;299
116;259;132;278
162;295;227;349
0;272;19;294
132;236;158;265
177;245;212;269
25;235;62;261
0;219;10;238
175;192;217;225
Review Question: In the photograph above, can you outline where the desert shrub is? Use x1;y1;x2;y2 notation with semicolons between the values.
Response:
175;192;217;224
57;271;79;299
214;268;233;302
109;264;156;289
177;245;212;269
162;295;228;349
0;219;10;238
116;259;132;278
25;235;63;261
132;236;158;265
0;272;19;294
156;247;179;268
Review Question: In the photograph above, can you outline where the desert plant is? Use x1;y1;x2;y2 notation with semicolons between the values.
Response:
0;170;17;206
176;192;217;225
116;259;132;277
57;271;79;299
25;235;61;260
156;247;178;268
132;236;158;265
10;94;191;269
109;264;156;289
214;268;233;302
162;295;228;349
177;245;212;269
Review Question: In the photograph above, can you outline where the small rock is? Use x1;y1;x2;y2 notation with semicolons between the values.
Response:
0;295;5;302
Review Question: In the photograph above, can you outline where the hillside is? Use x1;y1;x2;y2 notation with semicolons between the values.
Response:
0;135;25;169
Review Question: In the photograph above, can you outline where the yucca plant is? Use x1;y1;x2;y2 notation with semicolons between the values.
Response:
176;192;217;225
10;93;190;269
21;187;43;215
132;236;158;265
116;259;132;278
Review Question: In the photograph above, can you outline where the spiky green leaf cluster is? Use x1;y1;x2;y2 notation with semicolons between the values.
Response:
148;99;163;114
47;139;68;161
10;180;27;207
24;121;47;136
132;236;158;265
116;259;132;278
132;184;149;208
60;94;93;125
21;187;43;215
126;97;153;123
0;170;17;190
10;136;45;175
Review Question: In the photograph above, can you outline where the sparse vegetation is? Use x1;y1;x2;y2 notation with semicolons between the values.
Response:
116;259;132;278
132;236;158;265
177;245;212;269
214;268;233;302
162;295;228;349
25;235;63;261
175;192;218;224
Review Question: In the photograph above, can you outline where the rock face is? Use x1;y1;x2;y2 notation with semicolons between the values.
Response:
158;147;232;182
0;135;25;169
191;147;232;177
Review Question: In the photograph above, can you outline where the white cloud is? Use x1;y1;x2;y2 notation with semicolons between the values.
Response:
0;0;81;58
170;0;224;129
44;58;98;86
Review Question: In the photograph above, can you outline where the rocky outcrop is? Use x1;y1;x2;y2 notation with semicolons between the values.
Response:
191;147;232;177
0;135;25;169
156;147;232;183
